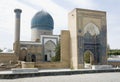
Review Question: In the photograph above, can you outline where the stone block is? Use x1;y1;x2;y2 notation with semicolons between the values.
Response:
11;68;38;74
92;65;112;69
21;62;35;68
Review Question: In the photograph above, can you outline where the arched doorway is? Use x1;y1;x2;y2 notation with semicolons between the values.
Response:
31;54;36;62
44;40;56;61
44;54;47;61
20;48;27;61
84;50;94;69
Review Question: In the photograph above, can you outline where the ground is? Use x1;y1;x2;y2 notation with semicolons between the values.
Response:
0;72;120;82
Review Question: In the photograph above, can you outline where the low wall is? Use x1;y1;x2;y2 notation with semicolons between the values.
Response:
21;62;35;68
35;62;70;69
0;53;18;63
92;65;112;69
108;61;120;67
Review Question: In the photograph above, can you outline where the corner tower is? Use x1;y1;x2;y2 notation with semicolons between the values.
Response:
31;10;54;41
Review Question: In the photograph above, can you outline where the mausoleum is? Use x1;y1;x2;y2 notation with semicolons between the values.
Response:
0;8;108;69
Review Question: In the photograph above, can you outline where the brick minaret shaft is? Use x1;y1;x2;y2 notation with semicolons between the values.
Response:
14;9;22;56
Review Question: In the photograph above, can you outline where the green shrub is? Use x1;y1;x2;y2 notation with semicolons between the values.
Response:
84;52;90;63
51;43;60;62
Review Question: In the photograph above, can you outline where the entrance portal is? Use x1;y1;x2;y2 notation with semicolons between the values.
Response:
84;50;94;69
68;8;107;69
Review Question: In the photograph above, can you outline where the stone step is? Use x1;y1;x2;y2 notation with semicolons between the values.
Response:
11;68;38;74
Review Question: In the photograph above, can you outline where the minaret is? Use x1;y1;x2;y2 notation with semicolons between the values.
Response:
14;9;22;42
14;9;22;56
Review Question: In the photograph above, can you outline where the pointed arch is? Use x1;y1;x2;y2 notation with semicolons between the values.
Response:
20;48;28;61
44;40;56;61
84;50;94;65
45;40;56;47
83;23;100;36
31;54;36;62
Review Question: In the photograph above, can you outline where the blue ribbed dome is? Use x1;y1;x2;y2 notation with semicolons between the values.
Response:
31;10;54;30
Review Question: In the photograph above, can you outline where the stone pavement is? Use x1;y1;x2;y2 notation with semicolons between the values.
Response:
0;68;120;79
0;72;120;82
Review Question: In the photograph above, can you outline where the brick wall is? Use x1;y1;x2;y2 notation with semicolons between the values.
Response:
0;53;18;63
34;30;71;69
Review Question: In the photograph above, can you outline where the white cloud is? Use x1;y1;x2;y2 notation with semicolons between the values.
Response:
0;0;120;49
0;0;37;49
65;0;98;9
19;0;69;34
0;0;69;49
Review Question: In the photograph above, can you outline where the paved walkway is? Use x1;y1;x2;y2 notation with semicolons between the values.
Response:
0;72;120;82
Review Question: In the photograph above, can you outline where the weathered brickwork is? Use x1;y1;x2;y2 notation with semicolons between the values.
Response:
0;8;112;70
69;8;107;69
0;54;18;63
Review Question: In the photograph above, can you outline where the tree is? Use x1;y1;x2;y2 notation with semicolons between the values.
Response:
107;44;110;50
107;44;110;55
84;52;90;63
0;49;2;52
51;43;60;62
108;49;120;55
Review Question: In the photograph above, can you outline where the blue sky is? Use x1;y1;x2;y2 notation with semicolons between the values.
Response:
0;0;120;49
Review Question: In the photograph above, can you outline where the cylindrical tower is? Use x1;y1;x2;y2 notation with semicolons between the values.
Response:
14;9;22;56
14;9;22;42
31;10;54;42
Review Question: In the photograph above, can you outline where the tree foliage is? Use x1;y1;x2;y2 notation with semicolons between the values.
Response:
0;49;2;52
51;43;60;62
108;49;120;55
84;52;90;63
